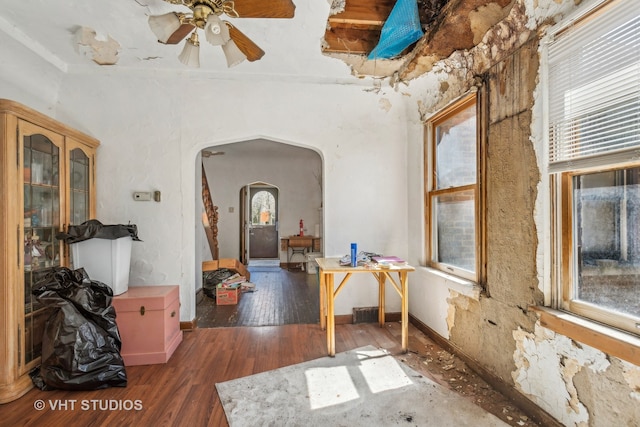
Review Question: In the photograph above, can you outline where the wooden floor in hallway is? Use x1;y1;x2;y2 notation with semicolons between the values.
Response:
196;261;320;327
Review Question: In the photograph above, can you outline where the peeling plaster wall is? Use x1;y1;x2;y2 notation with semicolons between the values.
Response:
405;0;640;426
74;26;120;66
513;324;640;426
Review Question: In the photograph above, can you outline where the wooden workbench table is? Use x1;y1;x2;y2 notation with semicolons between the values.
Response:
316;257;415;356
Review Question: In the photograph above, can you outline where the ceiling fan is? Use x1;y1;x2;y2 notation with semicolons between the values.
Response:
148;0;296;67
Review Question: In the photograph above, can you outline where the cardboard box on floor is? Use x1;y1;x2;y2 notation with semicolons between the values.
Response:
202;258;250;281
216;283;241;305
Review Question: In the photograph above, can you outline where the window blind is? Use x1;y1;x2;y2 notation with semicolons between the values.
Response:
547;0;640;172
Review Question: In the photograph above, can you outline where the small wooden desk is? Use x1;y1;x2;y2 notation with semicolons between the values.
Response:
316;257;415;356
280;236;322;268
280;236;322;252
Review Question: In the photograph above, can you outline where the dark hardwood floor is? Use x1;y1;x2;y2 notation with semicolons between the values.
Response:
197;263;319;327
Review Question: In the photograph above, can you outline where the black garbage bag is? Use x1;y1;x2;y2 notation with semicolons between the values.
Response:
56;219;141;244
203;268;235;298
30;267;127;391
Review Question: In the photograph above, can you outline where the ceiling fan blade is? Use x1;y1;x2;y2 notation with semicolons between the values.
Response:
233;0;295;18
164;23;196;44
228;26;265;62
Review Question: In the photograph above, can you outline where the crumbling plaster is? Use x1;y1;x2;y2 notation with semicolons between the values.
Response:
74;26;120;66
329;0;347;15
399;0;516;81
425;9;544;385
325;0;518;80
513;324;640;426
406;0;640;425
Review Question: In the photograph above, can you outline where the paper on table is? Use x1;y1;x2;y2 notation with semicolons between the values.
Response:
371;256;405;263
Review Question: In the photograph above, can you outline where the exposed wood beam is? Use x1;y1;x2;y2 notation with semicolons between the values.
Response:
323;27;382;55
328;0;396;26
323;0;396;54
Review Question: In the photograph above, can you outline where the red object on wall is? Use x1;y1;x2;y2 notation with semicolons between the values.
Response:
299;219;304;236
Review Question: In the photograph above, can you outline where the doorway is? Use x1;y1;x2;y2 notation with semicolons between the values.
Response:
199;140;323;328
244;184;279;261
203;139;322;266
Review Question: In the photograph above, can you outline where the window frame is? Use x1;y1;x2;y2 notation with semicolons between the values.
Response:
545;0;640;337
555;164;640;336
425;92;485;283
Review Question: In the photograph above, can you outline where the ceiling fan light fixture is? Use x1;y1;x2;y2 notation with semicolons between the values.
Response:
222;39;247;68
148;12;182;43
178;32;200;67
204;14;230;46
149;0;293;66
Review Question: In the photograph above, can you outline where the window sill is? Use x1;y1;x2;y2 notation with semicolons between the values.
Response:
420;267;482;300
529;306;640;366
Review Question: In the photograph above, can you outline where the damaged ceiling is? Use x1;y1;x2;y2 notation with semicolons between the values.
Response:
324;0;516;79
0;0;515;84
324;0;448;56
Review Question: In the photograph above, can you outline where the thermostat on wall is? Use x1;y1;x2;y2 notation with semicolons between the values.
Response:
133;191;152;201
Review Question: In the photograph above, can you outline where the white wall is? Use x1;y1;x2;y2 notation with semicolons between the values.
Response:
0;31;63;117
43;71;411;321
0;18;413;323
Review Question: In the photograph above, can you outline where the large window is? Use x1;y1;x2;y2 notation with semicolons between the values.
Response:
547;0;640;335
426;94;480;281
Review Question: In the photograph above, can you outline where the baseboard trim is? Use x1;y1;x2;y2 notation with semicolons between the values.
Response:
180;318;197;331
386;312;401;322
335;314;352;325
409;314;562;427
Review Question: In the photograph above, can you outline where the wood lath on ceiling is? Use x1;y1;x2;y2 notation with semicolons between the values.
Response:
322;0;449;56
323;0;516;81
323;0;396;55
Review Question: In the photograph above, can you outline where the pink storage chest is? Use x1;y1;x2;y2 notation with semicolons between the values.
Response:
112;285;183;366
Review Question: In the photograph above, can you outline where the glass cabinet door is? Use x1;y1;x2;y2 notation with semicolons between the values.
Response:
22;131;61;367
0;102;100;403
69;147;90;225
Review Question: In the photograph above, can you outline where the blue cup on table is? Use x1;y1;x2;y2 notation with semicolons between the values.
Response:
350;243;357;267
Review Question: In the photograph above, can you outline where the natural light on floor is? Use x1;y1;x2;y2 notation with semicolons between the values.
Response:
304;349;414;410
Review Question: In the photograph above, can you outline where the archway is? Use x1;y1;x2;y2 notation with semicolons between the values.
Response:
201;139;322;266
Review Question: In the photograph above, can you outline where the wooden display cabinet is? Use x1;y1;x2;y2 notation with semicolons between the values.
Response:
0;99;99;403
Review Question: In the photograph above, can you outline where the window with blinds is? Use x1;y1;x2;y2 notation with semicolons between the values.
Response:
546;0;640;337
547;0;640;172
